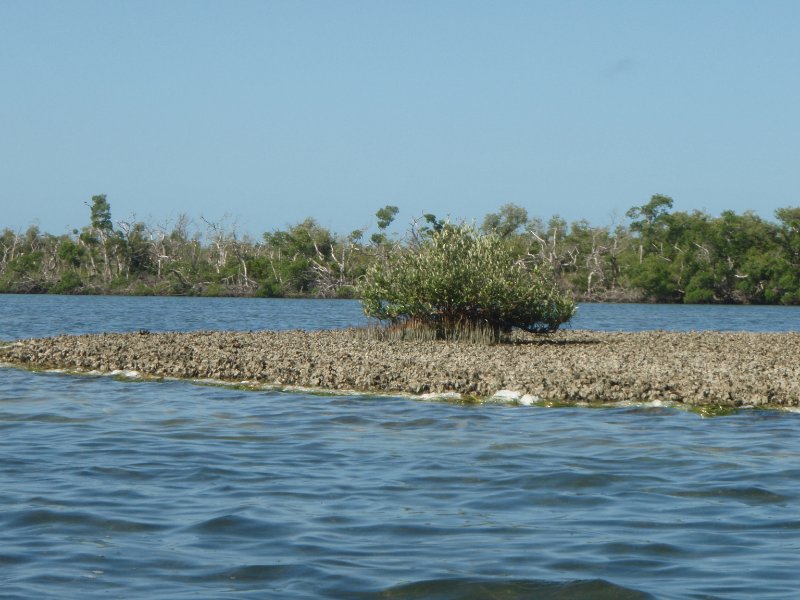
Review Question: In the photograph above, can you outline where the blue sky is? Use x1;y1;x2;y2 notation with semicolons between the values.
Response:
2;0;799;237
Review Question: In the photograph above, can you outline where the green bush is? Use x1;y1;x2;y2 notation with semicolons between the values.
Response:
357;223;575;339
684;272;716;304
131;283;158;296
255;277;284;298
335;285;357;299
49;271;83;294
202;282;224;297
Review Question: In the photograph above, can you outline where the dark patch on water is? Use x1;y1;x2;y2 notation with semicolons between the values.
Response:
670;485;791;506
363;577;655;599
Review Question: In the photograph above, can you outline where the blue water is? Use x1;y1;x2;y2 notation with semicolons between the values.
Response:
3;296;800;341
2;295;800;599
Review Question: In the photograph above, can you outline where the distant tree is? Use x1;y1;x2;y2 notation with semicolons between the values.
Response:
2;189;799;305
626;194;674;234
258;218;338;296
480;203;529;238
371;205;399;245
83;194;115;284
90;195;113;233
776;207;800;271
423;213;444;233
375;205;399;230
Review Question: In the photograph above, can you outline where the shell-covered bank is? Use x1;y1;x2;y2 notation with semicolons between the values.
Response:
1;329;798;408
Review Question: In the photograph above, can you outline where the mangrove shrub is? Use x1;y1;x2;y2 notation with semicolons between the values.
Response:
357;223;575;339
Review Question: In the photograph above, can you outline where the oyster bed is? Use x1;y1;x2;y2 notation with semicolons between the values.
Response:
2;329;798;408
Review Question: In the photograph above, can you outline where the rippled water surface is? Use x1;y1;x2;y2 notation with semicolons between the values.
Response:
3;295;800;340
2;295;800;599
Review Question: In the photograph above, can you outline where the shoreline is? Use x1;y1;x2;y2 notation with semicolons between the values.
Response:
2;329;799;409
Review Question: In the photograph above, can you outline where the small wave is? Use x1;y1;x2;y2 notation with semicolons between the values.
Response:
381;417;439;429
12;412;95;424
6;508;167;533
329;414;371;426
210;563;319;584
0;552;30;566
671;485;791;506
183;514;296;540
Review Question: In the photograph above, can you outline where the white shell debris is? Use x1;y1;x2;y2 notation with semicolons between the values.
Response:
419;391;463;401
492;390;521;402
519;394;540;406
491;390;540;405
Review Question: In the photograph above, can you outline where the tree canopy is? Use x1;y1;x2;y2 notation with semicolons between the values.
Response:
1;195;799;306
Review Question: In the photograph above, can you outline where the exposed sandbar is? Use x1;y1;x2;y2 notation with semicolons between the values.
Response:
1;329;798;408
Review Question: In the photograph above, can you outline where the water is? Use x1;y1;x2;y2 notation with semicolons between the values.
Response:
0;296;367;341
3;295;800;341
2;296;800;599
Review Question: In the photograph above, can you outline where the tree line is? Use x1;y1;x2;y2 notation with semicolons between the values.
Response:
1;194;799;304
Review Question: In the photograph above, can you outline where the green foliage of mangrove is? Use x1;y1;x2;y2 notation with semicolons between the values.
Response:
358;223;576;338
2;194;800;305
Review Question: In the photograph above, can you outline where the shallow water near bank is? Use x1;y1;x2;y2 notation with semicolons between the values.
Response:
2;296;800;598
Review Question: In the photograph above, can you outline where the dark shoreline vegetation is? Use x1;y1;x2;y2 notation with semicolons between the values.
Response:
3;194;800;304
2;329;799;410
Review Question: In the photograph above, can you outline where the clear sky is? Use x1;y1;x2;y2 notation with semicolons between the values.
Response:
2;0;799;237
